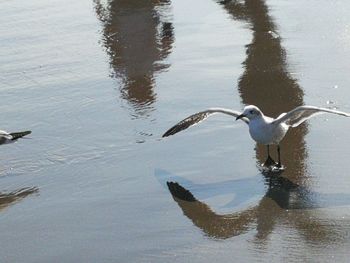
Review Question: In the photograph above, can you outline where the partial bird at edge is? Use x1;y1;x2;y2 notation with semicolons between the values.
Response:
0;130;31;145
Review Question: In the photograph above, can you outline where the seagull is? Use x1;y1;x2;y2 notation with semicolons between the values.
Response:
0;130;31;145
162;105;350;169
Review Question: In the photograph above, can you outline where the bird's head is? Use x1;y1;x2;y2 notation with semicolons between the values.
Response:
236;105;263;121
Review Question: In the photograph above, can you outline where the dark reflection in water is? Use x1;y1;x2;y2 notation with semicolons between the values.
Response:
166;177;348;243
217;0;308;182
167;181;256;239
0;187;38;212
159;0;348;245
94;0;174;117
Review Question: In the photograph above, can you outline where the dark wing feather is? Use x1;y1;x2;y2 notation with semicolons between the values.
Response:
162;108;247;137
9;130;31;140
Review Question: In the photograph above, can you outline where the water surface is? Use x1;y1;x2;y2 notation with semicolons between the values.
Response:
1;0;350;262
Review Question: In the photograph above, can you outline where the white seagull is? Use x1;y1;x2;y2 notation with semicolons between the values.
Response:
0;130;31;145
163;105;350;168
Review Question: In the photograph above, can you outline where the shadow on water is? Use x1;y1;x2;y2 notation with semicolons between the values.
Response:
217;0;308;183
0;187;38;212
156;169;350;243
94;0;174;117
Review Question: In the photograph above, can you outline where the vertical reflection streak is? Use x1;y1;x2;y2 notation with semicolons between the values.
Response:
94;0;174;117
215;0;316;244
217;0;308;182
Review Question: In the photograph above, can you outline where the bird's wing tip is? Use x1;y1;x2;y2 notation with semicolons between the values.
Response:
162;130;173;138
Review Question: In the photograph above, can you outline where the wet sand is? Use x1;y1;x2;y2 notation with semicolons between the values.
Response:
1;0;350;262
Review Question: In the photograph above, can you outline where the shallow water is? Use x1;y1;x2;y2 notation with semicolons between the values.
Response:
1;0;350;262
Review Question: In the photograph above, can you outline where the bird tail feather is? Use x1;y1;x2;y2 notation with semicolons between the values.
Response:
9;131;32;140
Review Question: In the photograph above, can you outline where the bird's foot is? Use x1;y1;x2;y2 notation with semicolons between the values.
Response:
262;156;277;167
261;158;285;174
260;163;285;175
270;164;285;172
274;162;285;170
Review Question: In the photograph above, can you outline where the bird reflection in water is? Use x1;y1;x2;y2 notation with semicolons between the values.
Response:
166;173;348;243
94;0;174;117
0;187;38;212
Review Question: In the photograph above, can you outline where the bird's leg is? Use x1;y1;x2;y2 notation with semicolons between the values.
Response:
276;145;282;168
263;145;276;167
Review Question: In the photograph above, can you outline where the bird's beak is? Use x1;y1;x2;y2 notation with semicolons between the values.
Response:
236;114;245;121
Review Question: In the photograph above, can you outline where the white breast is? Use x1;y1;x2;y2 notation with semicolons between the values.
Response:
248;117;288;145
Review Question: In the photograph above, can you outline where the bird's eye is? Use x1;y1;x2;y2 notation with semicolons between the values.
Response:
249;110;254;114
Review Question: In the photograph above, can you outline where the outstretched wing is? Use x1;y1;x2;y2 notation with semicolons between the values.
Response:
9;130;31;140
0;130;31;145
272;105;350;128
162;108;248;137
